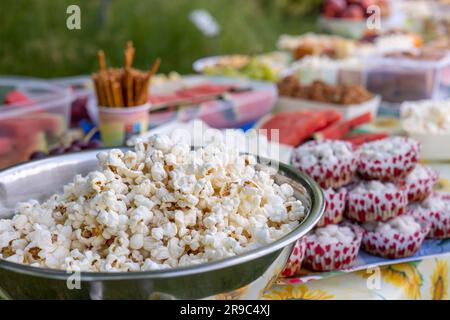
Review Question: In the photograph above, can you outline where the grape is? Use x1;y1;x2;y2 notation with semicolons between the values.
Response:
72;139;89;150
65;146;81;153
49;147;65;155
87;140;103;149
29;151;47;160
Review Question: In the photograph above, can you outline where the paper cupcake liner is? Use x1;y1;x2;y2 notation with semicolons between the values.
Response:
303;224;363;272
357;139;420;182
404;166;439;203
361;220;430;259
291;141;358;189
317;188;347;228
346;184;407;222
407;193;450;239
296;158;358;189
281;237;306;277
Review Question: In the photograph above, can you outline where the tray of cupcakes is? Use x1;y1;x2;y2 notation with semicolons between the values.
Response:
279;136;450;283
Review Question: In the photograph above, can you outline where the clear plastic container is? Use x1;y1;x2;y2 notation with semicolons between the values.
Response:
50;76;93;127
88;75;278;130
365;50;450;104
276;95;381;119
0;77;72;169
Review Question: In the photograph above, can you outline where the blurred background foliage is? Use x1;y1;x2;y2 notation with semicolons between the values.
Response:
0;0;321;77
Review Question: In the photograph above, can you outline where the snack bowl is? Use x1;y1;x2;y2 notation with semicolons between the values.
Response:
0;150;324;299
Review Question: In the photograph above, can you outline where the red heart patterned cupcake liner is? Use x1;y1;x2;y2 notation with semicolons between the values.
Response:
291;141;358;189
407;193;450;239
346;184;408;222
357;138;420;182
303;224;363;272
361;220;430;259
281;237;306;277
317;188;347;228
297;158;358;189
403;165;439;203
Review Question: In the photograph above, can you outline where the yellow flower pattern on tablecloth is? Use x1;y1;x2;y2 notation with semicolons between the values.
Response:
436;178;450;193
379;264;423;300
430;260;448;300
262;284;334;300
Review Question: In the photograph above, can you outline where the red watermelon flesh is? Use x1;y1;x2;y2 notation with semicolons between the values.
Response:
259;110;342;146
4;90;31;105
0;137;13;155
0;113;65;138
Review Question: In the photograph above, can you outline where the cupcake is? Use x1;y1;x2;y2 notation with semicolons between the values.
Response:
361;215;429;259
407;192;450;239
402;164;438;202
281;237;306;277
346;180;407;222
358;137;420;181
317;188;347;227
291;140;358;188
304;224;362;271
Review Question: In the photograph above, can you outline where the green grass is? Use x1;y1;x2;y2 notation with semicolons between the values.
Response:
0;0;318;77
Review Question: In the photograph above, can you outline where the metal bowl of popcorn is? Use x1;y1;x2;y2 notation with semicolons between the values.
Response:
0;144;324;300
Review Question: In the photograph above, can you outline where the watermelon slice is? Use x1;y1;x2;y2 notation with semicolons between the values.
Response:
0;113;66;138
0;137;13;155
4;90;31;105
314;112;373;141
343;132;389;146
258;109;342;146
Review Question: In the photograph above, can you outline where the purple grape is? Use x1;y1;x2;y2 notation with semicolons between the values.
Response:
49;147;65;155
72;139;89;150
65;146;81;153
29;151;47;160
87;140;103;149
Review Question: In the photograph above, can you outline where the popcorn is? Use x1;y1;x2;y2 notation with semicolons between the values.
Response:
401;100;450;134
0;134;304;272
364;215;421;236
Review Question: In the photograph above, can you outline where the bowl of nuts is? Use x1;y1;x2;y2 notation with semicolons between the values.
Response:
0;135;324;299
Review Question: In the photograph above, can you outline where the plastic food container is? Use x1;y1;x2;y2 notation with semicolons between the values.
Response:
50;76;93;127
98;103;151;147
147;76;278;129
276;95;380;119
0;77;72;169
365;52;450;104
281;57;365;87
86;75;277;130
404;130;450;161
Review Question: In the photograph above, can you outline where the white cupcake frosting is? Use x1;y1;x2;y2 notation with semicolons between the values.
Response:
352;180;398;195
406;164;434;182
308;224;355;245
414;193;450;213
364;215;421;236
359;137;415;161
293;140;354;169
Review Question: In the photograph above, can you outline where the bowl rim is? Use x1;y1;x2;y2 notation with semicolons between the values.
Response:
0;149;324;281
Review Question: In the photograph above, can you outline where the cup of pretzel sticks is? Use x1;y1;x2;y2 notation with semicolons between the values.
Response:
92;42;160;147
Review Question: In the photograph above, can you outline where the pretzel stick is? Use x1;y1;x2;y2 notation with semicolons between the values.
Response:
98;50;106;71
103;73;114;107
125;68;133;106
133;71;142;105
113;73;123;107
112;81;124;107
92;74;105;106
138;58;161;104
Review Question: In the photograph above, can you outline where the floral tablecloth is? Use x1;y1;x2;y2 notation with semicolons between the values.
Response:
261;161;450;300
263;255;449;300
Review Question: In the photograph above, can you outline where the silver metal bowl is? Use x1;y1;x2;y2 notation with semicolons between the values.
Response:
0;150;324;299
